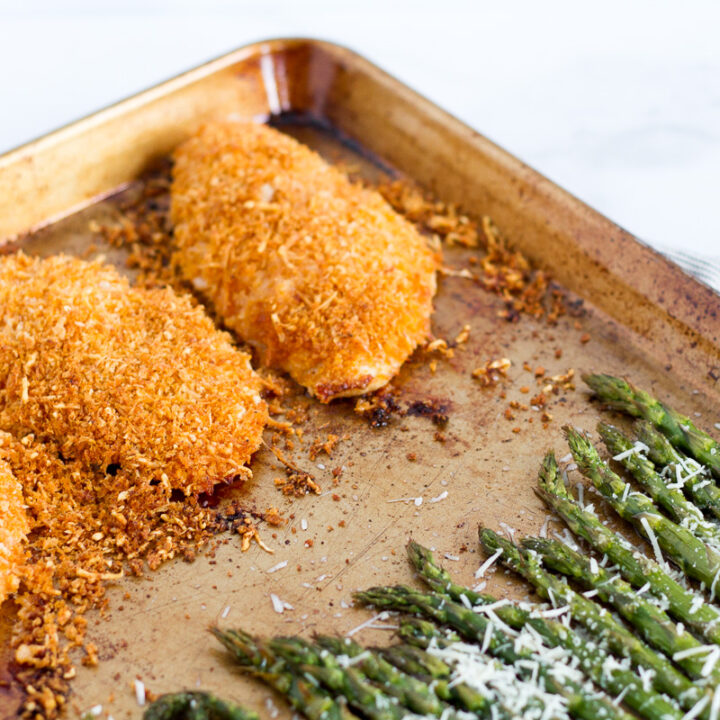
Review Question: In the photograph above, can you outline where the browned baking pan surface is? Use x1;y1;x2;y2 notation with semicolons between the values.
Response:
0;39;719;718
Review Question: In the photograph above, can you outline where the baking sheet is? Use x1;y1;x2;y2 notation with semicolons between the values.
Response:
1;40;719;720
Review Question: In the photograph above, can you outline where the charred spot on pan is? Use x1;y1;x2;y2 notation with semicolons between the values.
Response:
406;399;450;427
354;386;402;428
198;474;254;508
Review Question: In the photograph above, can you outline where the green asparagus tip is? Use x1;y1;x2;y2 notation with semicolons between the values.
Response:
478;527;505;554
597;421;620;437
210;627;264;669
582;374;640;414
406;540;432;567
582;373;629;396
537;451;564;495
596;422;631;453
353;585;405;609
520;536;577;576
406;540;454;592
562;425;595;467
398;617;442;642
315;635;358;656
143;691;260;720
520;536;550;553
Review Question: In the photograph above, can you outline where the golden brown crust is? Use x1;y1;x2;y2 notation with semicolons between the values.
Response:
0;253;268;495
0;443;28;604
170;122;439;401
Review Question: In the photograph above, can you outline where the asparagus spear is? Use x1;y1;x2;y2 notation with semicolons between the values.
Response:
144;692;259;720
521;535;720;682
381;642;454;679
598;422;720;547
479;527;706;711
583;373;720;479
636;419;720;520
211;628;360;720
316;636;504;719
407;540;492;605
565;425;720;591
316;636;448;716
380;645;445;679
536;450;720;645
355;584;662;720
272;636;454;720
377;640;502;718
313;636;451;717
267;636;415;720
397;617;462;650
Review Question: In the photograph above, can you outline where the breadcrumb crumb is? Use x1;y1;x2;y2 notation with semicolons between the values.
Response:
379;181;567;323
472;358;512;387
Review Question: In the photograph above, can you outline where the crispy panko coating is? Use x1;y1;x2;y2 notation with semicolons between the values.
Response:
0;253;268;495
0;438;28;604
171;122;439;402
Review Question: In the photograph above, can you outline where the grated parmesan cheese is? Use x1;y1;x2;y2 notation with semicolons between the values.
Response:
711;685;720;720
134;679;146;707
270;593;293;613
640;516;667;570
346;611;390;637
612;441;649;462
475;549;503;579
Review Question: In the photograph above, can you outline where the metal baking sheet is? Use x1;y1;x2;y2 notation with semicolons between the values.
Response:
1;38;719;719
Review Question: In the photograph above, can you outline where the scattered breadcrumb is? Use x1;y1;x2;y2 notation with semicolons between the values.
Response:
539;368;576;394
499;367;575;432
89;161;178;291
266;443;321;497
379;181;569;323
309;433;344;461
454;324;471;345
472;358;512;388
378;181;479;248
425;338;455;360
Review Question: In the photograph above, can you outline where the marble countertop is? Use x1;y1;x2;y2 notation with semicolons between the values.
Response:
1;0;719;289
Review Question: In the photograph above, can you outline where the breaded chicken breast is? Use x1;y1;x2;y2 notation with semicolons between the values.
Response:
0;253;268;495
0;439;28;604
171;122;439;402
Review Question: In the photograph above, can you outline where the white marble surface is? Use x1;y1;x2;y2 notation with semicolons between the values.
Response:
1;1;719;287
